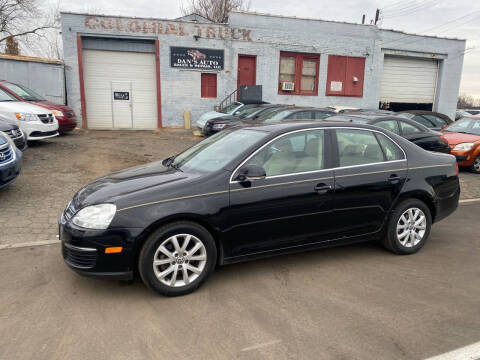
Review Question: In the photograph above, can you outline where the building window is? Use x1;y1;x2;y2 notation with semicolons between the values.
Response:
326;55;365;97
278;52;319;96
201;73;217;98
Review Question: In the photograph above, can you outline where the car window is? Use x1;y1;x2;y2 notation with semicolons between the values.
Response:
288;111;313;120
423;115;447;127
314;111;333;119
376;133;405;161
246;130;325;176
412;115;435;128
375;120;400;135
0;88;16;101
336;129;385;167
219;102;242;114
2;83;45;101
399;121;422;135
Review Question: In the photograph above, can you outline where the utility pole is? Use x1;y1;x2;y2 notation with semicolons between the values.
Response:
374;8;380;25
362;14;365;24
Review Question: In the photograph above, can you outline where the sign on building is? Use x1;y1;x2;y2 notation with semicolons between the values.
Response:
170;47;224;70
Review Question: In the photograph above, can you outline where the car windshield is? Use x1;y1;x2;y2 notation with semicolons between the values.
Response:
2;83;46;101
170;129;268;173
263;109;297;121
0;89;17;101
254;107;287;121
219;102;242;114
236;105;264;118
445;117;480;135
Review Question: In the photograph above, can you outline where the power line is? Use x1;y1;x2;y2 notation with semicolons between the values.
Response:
382;0;434;15
382;0;419;11
383;0;438;18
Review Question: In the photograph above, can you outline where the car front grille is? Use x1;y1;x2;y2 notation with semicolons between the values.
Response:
63;244;97;269
4;128;23;139
38;114;54;124
0;144;14;165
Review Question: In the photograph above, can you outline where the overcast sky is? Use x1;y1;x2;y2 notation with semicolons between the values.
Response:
55;0;480;97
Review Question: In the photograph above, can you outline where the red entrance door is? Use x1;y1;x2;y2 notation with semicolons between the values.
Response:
237;55;256;89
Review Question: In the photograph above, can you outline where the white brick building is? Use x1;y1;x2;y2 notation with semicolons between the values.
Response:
60;11;465;130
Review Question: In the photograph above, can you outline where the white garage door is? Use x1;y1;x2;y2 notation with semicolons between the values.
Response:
82;49;157;129
380;56;438;104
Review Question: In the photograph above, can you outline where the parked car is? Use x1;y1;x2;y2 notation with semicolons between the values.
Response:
59;121;459;296
455;110;471;121
0;80;77;133
0;130;22;189
326;106;360;113
252;107;336;125
0;89;59;140
397;110;453;131
463;109;480;116
328;114;451;153
349;109;394;115
0;115;27;151
195;100;268;129
202;104;290;136
441;116;480;173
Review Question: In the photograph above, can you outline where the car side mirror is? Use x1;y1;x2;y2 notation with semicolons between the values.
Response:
235;164;266;182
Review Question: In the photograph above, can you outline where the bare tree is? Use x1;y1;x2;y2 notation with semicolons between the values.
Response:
0;0;56;47
181;0;251;23
458;94;480;109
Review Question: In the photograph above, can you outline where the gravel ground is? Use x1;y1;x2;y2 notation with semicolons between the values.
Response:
0;129;200;246
0;129;478;247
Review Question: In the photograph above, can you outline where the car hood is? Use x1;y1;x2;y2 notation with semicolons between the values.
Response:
0;101;53;114
73;161;199;209
0;116;17;129
441;131;480;145
27;100;73;112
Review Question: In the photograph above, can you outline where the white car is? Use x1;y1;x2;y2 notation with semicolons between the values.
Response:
0;89;59;140
195;101;253;130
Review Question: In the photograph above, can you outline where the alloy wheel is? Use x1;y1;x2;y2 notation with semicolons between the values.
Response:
474;157;480;172
152;234;207;287
396;208;427;248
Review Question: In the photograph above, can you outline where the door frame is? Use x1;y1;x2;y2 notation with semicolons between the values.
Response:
237;54;257;90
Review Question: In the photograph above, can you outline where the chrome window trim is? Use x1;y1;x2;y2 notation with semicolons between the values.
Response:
229;126;407;184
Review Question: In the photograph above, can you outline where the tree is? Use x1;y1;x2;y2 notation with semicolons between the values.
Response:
181;0;251;23
457;94;480;109
4;35;19;55
0;0;56;46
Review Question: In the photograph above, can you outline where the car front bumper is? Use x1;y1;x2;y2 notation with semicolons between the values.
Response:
20;121;59;140
450;150;474;166
57;116;77;133
59;217;144;280
0;150;22;188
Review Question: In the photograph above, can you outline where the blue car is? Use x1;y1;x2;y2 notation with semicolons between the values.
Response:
0;132;22;189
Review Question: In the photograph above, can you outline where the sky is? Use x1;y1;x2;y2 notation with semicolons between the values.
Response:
54;0;480;97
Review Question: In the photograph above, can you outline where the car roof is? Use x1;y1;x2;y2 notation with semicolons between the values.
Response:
239;120;393;134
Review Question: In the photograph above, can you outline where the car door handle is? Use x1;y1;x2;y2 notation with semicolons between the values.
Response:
388;174;401;183
314;183;332;194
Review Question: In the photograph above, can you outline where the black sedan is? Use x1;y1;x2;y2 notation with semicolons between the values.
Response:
60;122;459;296
328;114;451;153
0;115;27;151
398;110;454;131
202;104;289;136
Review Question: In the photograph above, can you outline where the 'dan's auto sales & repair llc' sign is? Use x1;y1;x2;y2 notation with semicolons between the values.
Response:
170;47;224;70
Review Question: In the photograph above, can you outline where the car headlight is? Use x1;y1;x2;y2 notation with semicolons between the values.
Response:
212;123;227;130
15;113;38;122
0;131;17;150
52;110;64;117
453;143;474;151
71;204;117;230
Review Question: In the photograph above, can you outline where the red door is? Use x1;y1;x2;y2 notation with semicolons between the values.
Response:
237;55;256;89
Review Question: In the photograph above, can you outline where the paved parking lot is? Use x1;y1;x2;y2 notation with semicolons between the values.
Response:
1;130;480;359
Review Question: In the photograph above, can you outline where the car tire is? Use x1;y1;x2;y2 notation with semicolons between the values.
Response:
139;221;217;296
470;155;480;174
382;199;432;255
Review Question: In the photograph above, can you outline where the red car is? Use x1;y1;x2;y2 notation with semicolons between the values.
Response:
0;80;77;133
442;116;480;173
